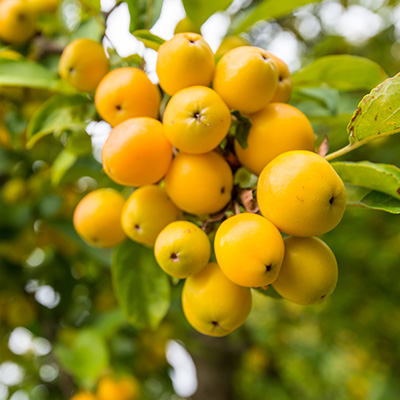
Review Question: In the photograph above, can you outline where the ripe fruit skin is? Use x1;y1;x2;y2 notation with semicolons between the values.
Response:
272;236;338;305
73;188;126;248
163;86;231;154
156;33;215;96
95;67;161;126
266;52;292;103
121;185;182;247
0;0;36;44
257;150;347;237
234;103;315;175
214;213;284;287
59;38;109;92
155;221;211;278
102;117;172;187
213;46;279;114
182;262;252;337
70;393;96;400
165;151;233;215
97;375;140;400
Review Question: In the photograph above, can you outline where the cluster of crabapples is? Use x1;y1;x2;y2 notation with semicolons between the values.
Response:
65;32;347;337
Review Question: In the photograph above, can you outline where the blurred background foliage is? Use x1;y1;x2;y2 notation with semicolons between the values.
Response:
0;0;400;399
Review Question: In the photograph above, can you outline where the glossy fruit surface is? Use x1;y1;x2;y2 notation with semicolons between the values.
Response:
95;67;161;126
155;221;211;278
213;46;279;114
257;150;347;236
165;151;233;215
215;213;284;287
273;236;338;305
182;262;252;337
121;185;182;247
266;52;292;103
156;33;215;96
102;117;172;187
59;38;109;92
73;188;126;248
0;0;36;44
163;86;231;154
234;103;315;175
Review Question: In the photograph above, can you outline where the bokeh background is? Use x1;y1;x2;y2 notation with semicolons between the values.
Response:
1;0;400;399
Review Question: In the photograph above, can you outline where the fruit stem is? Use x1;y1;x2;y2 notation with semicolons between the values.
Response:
324;129;390;161
324;141;363;161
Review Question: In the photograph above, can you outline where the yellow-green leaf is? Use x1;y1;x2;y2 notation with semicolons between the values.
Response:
293;55;387;91
183;0;232;27
27;94;93;148
231;0;323;34
333;161;400;200
347;72;400;145
133;29;165;51
345;184;400;214
0;59;59;89
112;240;171;329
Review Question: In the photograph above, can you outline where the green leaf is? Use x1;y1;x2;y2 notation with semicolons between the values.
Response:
0;59;59;89
346;72;400;146
54;329;109;387
234;167;258;189
292;87;340;116
292;55;387;91
231;110;252;150
71;17;105;40
107;47;144;69
112;240;171;329
359;191;400;214
0;148;13;175
345;184;400;214
26;94;93;148
344;183;370;204
125;0;164;32
132;30;165;51
333;161;400;200
255;285;282;299
79;0;101;13
231;0;323;35
38;194;63;218
65;130;93;157
5;109;27;135
94;309;128;338
51;150;77;186
122;53;144;68
51;220;113;266
182;0;232;27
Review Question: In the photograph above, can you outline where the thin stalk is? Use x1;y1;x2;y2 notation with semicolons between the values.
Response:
325;140;366;161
